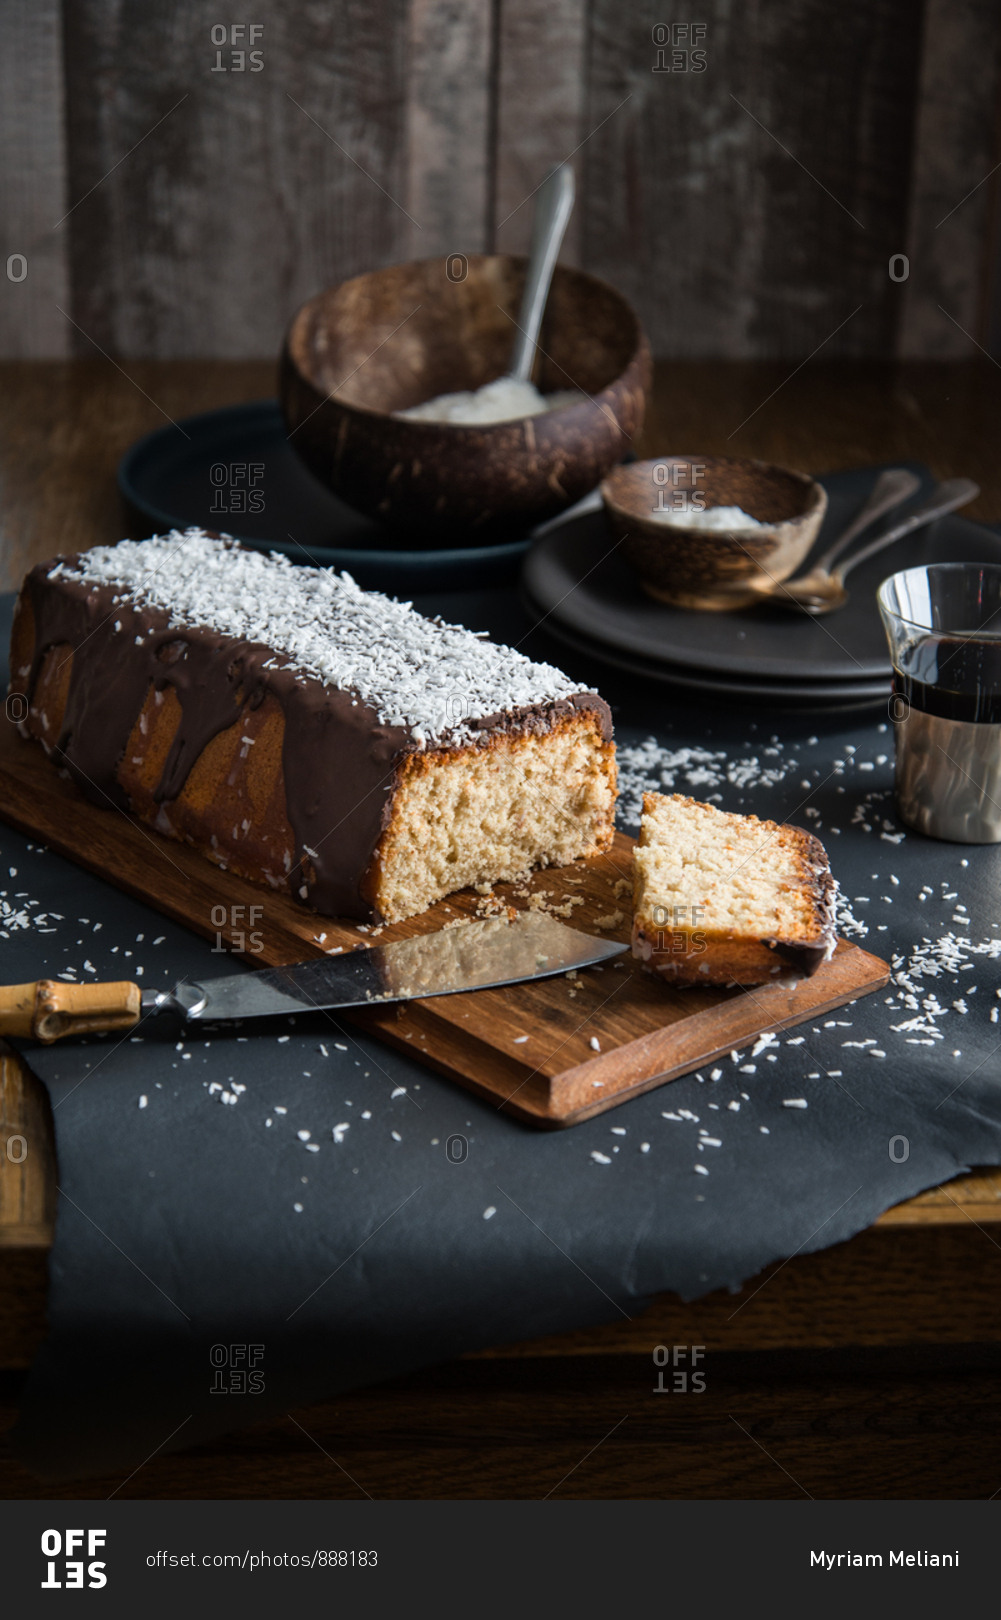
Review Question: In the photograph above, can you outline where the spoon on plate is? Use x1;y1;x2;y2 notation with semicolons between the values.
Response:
769;474;980;614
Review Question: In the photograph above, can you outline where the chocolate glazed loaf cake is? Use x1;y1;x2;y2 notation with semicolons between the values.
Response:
10;533;617;922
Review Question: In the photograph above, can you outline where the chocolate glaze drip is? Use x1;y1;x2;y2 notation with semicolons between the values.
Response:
20;558;612;920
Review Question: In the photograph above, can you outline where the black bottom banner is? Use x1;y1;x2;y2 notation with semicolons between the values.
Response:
1;1499;992;1614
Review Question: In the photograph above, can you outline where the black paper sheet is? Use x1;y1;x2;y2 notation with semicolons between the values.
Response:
3;480;1001;1481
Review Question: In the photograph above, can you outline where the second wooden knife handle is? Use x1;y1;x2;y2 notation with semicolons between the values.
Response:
0;980;141;1043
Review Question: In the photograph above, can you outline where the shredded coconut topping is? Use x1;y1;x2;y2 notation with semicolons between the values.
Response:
52;532;591;748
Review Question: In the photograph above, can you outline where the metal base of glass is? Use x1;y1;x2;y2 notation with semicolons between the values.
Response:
894;708;1001;843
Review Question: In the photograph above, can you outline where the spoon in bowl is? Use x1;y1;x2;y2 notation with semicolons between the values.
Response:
507;163;576;385
769;475;980;614
399;163;576;425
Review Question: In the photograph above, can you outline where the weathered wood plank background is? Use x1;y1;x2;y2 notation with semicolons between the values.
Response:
1;0;998;360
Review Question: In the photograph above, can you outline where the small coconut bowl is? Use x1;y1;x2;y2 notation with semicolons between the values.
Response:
280;254;650;547
602;455;828;611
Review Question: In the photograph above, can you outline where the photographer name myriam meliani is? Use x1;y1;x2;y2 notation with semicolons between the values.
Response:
811;1550;959;1570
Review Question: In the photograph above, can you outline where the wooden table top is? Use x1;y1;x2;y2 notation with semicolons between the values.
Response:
2;357;1000;1499
3;356;1001;590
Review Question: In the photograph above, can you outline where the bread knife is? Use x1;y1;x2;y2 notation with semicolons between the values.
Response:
0;911;628;1043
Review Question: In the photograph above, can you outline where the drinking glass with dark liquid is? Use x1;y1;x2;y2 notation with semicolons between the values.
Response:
879;564;1001;842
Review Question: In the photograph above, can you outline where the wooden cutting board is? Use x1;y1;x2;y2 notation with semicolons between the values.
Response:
0;726;889;1126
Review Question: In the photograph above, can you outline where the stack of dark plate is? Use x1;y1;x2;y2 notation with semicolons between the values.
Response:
521;466;1001;712
120;417;1000;713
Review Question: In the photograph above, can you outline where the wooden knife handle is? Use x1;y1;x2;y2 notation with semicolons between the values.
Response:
0;980;141;1043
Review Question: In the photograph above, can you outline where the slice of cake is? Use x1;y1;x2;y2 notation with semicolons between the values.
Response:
10;532;617;923
632;792;837;985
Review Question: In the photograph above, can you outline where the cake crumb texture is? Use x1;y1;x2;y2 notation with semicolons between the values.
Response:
632;791;837;985
376;714;616;922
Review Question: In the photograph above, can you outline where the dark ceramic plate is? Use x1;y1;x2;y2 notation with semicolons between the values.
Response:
520;582;891;710
118;399;545;594
522;463;1001;685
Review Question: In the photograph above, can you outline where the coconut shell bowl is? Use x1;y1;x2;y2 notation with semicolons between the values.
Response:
280;254;651;547
602;455;828;611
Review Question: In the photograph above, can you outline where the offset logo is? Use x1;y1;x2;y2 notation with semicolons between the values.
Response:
209;1342;265;1394
40;1529;107;1589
